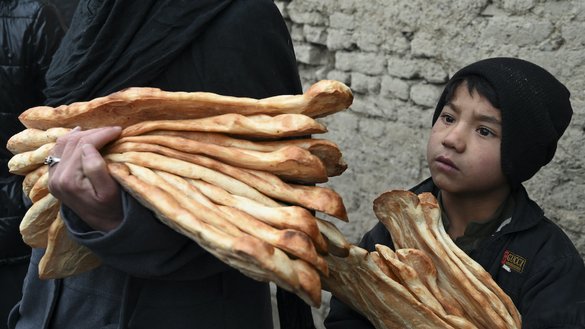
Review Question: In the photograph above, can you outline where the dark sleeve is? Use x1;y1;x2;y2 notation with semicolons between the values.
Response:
0;176;31;262
324;222;393;328
519;254;585;328
62;191;228;280
27;3;66;101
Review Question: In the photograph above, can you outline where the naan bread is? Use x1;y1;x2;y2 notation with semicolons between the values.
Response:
38;212;102;279
111;134;329;183
145;131;347;177
8;143;55;175
19;80;352;130
107;162;322;307
106;141;347;219
19;193;59;248
121;114;327;140
7;127;71;154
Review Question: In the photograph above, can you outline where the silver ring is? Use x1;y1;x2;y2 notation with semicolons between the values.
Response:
44;156;61;167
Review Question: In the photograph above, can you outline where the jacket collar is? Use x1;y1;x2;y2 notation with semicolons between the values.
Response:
411;177;545;234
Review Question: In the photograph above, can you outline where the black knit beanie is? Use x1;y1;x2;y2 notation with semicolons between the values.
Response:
432;57;573;187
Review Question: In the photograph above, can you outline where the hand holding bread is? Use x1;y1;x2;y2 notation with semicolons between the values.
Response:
8;80;353;307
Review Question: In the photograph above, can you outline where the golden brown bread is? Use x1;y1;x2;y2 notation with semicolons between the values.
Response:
127;164;328;275
146;131;347;177
319;191;521;329
107;162;323;307
396;248;465;317
105;151;277;206
323;245;458;329
111;135;329;183
10;80;353;308
38;212;102;279
187;179;328;255
8;142;55;175
7;127;71;154
19;193;59;248
18;80;352;130
372;191;521;328
29;171;49;202
375;245;448;317
121;114;327;140
105;141;347;220
314;218;351;257
22;165;48;198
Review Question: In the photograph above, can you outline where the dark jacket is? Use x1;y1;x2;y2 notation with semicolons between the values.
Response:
9;0;305;328
325;178;585;329
0;0;64;165
0;1;64;328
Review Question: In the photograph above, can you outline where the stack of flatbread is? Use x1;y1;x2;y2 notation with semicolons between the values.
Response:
322;190;521;328
7;80;354;307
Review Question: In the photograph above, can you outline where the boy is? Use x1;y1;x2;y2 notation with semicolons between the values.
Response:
325;57;585;328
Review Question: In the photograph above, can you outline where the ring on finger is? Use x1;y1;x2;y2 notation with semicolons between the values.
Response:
44;156;61;167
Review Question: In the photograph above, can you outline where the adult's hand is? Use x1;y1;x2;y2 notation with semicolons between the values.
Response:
48;126;123;232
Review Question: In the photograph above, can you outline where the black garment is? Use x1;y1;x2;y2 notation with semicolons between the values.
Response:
10;1;307;328
44;0;234;106
47;0;78;26
0;1;64;329
0;0;65;162
325;178;585;329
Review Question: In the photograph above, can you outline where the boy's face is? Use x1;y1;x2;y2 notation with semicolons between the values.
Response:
426;82;508;195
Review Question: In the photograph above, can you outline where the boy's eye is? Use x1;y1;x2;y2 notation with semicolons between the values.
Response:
440;114;455;124
477;127;494;137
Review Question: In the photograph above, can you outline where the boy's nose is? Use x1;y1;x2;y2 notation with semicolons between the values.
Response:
441;126;466;152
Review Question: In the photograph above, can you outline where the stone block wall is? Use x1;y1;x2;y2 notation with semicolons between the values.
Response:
273;0;585;327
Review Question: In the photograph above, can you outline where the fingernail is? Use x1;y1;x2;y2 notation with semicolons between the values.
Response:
72;126;82;132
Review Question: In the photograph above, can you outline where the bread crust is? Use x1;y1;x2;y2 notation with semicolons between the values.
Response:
19;80;353;130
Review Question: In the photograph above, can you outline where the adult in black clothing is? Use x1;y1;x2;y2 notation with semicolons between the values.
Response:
0;1;65;328
9;1;316;328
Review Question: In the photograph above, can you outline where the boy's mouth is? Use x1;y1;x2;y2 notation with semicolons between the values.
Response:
435;156;459;171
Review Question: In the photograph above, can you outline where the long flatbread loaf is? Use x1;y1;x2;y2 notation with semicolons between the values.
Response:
145;131;347;177
7;127;71;154
105;141;347;219
187;179;328;255
107;162;322;307
38;212;102;279
8;142;55;175
154;169;327;273
323;245;457;329
373;191;521;328
19;193;59;248
121;114;327;140
29;171;49;203
23;165;48;198
19;80;352;130
105;151;277;206
111;135;329;183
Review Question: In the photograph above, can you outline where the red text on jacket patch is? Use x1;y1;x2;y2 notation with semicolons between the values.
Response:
501;250;526;273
